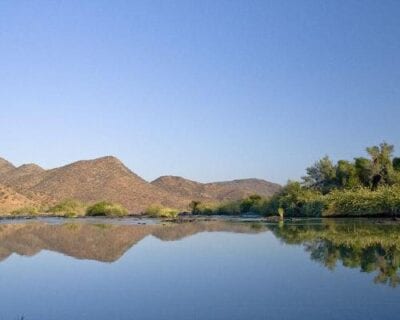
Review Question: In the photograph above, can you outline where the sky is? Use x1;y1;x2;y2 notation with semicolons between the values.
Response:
0;0;399;184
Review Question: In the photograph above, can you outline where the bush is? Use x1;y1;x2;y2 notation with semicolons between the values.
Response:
190;195;270;216
265;183;400;217
239;194;270;214
215;200;242;215
325;186;400;217
145;205;179;218
191;202;218;215
191;200;241;215
264;182;326;217
47;199;85;217
11;206;40;216
86;201;128;217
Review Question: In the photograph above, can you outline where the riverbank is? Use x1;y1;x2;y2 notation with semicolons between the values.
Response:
0;213;399;224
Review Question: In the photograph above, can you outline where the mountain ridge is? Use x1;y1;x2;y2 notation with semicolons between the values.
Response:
0;156;281;213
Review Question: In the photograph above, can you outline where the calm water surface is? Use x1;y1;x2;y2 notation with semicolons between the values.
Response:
0;217;399;320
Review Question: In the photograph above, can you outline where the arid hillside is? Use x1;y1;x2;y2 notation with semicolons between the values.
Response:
0;156;280;214
0;156;188;213
0;158;15;175
151;176;281;202
0;183;37;214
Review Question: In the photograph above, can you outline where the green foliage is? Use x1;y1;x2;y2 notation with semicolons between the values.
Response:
302;156;337;193
192;202;218;215
265;184;400;218
366;142;397;189
189;200;201;215
336;160;359;188
145;205;179;218
354;157;372;187
191;194;270;216
265;182;326;217
47;199;85;217
11;206;40;215
302;142;400;192
239;194;262;213
86;201;128;217
325;186;400;217
215;200;242;215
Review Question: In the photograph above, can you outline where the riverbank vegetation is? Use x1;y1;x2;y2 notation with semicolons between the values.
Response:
265;142;400;217
189;142;400;218
11;206;40;216
47;199;86;217
145;205;179;218
85;201;128;217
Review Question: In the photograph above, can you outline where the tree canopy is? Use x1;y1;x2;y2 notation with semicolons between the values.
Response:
302;142;400;192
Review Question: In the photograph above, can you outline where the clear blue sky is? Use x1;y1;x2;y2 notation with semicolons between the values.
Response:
1;0;399;184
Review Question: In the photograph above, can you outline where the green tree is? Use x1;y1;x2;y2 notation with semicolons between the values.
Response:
239;194;262;213
189;200;201;215
354;157;372;187
266;181;324;217
336;160;359;188
366;142;395;190
302;156;337;193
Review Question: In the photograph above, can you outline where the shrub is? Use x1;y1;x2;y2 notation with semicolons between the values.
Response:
11;206;40;215
190;196;270;216
189;200;201;214
264;182;326;217
325;186;400;217
47;199;85;217
145;205;179;218
86;201;128;217
192;202;219;215
215;200;241;215
239;194;269;214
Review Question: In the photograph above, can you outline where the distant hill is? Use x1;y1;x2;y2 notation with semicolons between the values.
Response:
151;176;281;202
0;156;280;213
4;156;188;212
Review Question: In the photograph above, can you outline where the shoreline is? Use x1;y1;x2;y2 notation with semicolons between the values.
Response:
0;213;399;223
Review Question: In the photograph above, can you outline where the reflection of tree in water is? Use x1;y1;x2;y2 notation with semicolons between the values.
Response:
271;220;400;287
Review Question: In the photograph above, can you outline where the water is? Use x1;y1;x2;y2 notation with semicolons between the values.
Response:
0;218;399;320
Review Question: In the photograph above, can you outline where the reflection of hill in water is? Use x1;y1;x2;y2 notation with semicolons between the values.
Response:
0;221;267;263
270;220;400;287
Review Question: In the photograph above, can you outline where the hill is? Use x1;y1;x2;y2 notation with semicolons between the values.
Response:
22;156;187;212
0;183;37;214
0;158;15;175
0;156;280;214
0;163;45;189
0;163;54;205
151;176;281;202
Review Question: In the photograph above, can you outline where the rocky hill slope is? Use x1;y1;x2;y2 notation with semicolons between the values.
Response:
151;176;281;202
0;156;280;213
0;183;37;214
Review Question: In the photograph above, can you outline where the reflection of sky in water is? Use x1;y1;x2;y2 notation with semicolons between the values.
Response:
0;225;399;320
